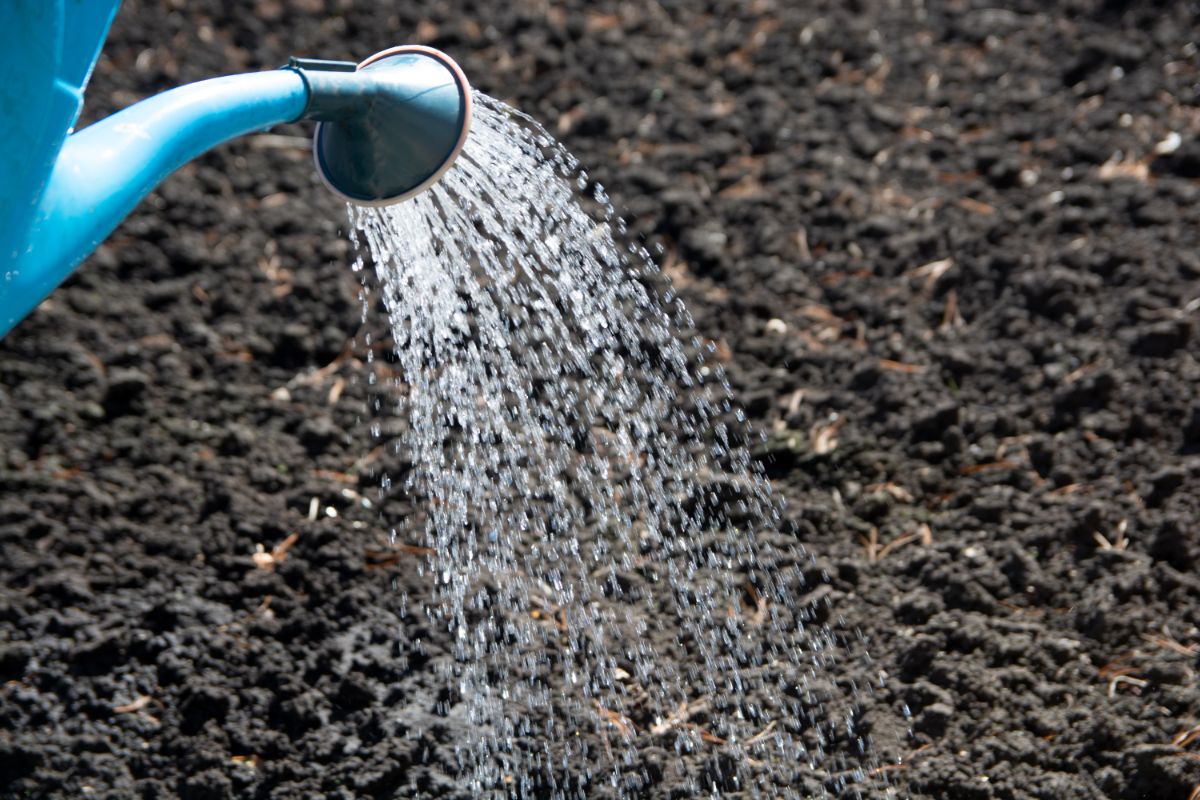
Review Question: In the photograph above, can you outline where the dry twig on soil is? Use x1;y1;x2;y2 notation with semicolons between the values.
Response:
869;743;931;776
252;532;299;571
595;701;637;738
859;524;932;563
809;415;845;455
1174;725;1200;749
112;695;153;714
878;359;926;374
1093;519;1129;551
1141;630;1200;657
363;543;436;571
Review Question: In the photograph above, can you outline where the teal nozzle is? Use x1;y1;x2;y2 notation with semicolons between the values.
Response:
307;46;473;206
0;1;472;338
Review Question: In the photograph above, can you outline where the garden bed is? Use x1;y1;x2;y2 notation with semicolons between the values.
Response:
2;1;1198;797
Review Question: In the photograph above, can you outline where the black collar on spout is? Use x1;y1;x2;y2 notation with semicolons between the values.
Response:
286;57;357;73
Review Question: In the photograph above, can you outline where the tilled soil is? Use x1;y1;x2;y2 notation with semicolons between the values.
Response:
2;1;1199;798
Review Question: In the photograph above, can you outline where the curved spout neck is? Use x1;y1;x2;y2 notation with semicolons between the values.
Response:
2;69;310;336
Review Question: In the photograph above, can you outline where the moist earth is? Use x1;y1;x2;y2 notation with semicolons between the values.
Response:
2;1;1199;798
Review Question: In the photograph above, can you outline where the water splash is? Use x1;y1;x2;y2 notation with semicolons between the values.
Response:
348;93;883;798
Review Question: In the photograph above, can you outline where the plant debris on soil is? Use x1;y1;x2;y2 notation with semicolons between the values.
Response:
2;1;1199;798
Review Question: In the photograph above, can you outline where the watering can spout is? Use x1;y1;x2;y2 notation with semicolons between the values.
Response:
1;40;471;338
306;47;473;206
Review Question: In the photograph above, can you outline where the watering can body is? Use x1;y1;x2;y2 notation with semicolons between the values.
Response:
1;0;120;295
0;1;471;338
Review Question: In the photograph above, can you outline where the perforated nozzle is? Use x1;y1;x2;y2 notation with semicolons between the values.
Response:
302;46;472;206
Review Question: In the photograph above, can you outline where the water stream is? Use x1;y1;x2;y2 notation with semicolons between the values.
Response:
348;93;882;798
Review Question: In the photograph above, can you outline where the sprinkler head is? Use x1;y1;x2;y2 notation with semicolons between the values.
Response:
311;46;472;206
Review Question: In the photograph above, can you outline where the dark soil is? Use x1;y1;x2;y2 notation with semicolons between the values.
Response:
3;1;1199;798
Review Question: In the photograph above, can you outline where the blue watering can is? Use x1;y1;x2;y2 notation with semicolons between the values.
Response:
0;0;472;337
